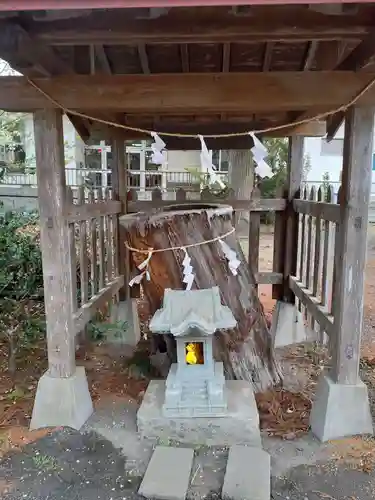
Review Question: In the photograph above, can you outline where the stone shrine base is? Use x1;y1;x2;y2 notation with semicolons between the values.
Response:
137;380;261;447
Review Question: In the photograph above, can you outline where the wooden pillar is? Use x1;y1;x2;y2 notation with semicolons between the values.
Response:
332;106;374;385
111;134;129;300
283;136;304;302
34;109;76;378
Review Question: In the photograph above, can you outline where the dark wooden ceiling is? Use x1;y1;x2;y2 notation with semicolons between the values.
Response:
1;4;375;146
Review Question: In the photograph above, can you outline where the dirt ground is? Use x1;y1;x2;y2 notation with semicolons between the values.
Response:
2;226;375;499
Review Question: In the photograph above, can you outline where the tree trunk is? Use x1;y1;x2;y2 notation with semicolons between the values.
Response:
228;150;254;228
120;203;282;392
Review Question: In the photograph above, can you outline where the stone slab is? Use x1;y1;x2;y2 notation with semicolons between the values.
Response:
273;301;317;348
30;366;93;430
222;445;270;500
310;373;373;442
137;380;261;447
108;298;140;346
138;446;194;500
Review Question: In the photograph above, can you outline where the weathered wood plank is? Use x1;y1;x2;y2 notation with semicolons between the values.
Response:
305;186;315;291
293;199;340;223
111;135;129;299
87;190;99;297
128;198;286;213
256;272;283;285
66;187;78;315
73;276;124;334
249;187;261;292
272;185;286;299
331;107;375;385
284;136;303;302
3;73;375;113
103;188;113;283
97;189;106;290
289;276;334;337
30;10;371;45
320;186;334;309
312;187;322;298
64;199;121;222
33;109;76;378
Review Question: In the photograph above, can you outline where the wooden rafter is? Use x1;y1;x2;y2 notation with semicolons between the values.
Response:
180;44;189;72
0;20;91;140
326;31;375;140
262;42;274;71
95;45;112;74
222;43;231;72
2;72;375;113
138;43;150;74
302;40;318;70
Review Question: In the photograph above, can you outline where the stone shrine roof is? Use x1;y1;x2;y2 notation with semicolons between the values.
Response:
149;287;236;336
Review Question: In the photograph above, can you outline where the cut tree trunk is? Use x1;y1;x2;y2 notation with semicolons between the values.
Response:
120;203;282;392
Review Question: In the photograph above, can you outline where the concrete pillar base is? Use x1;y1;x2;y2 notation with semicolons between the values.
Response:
272;301;317;348
109;298;140;347
310;373;373;442
30;366;93;430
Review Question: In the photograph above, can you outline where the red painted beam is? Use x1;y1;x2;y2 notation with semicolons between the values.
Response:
0;0;374;11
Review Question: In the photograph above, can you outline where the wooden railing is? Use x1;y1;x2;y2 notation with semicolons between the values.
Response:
290;184;339;340
65;186;123;336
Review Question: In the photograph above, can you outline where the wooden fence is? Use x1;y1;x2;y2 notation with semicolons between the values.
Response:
65;186;123;336
290;184;339;341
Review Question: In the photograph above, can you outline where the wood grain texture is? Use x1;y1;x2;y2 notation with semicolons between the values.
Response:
33;109;76;378
331;107;375;384
120;204;282;390
3;72;375;112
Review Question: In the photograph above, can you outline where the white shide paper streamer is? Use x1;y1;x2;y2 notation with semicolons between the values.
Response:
249;132;274;179
198;135;226;189
150;132;166;165
182;247;195;290
219;239;241;276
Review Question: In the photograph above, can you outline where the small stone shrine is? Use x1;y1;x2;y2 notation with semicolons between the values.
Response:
137;286;262;446
149;286;236;417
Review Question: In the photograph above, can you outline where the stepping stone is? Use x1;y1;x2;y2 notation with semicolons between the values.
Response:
138;446;194;500
222;445;270;500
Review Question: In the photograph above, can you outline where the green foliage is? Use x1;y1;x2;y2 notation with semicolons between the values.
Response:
0;211;43;298
87;319;128;341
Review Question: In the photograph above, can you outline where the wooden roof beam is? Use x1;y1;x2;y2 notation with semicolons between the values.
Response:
2;72;375;114
326;30;375;140
28;12;371;45
0;20;91;139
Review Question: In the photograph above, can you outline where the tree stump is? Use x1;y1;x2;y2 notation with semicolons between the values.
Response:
120;203;282;391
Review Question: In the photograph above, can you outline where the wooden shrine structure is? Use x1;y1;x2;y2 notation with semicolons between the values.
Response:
0;0;375;438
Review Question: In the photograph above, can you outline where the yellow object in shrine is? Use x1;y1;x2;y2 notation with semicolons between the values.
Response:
185;343;198;365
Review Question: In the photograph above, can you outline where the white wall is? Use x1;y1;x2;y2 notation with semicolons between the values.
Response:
304;121;375;195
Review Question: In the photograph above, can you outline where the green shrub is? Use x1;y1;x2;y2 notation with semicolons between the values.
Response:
0;211;43;299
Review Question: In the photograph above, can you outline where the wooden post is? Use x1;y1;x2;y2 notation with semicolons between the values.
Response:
111;134;130;300
331;106;375;385
283;136;304;302
34;109;76;378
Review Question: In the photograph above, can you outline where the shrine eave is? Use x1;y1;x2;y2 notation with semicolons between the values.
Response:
1;0;373;11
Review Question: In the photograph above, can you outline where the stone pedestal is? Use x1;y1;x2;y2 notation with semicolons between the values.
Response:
30;366;93;430
310;373;373;442
273;302;317;348
137;380;261;447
